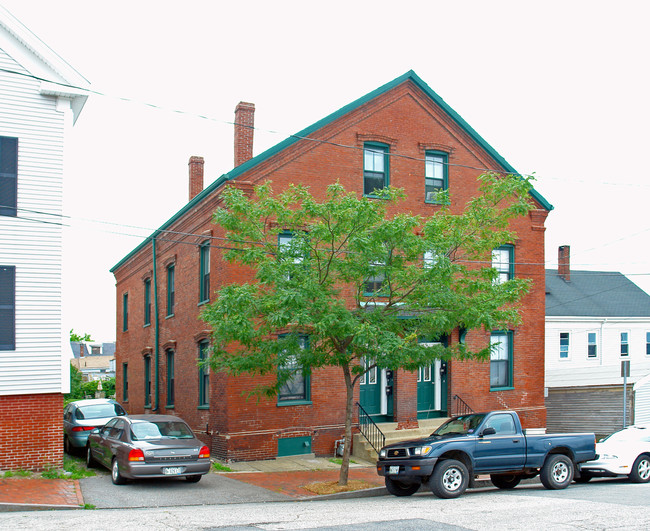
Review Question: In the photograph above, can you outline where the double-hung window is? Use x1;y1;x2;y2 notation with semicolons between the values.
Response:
559;332;569;359
0;136;18;217
166;263;175;316
122;293;129;332
621;332;629;356
492;245;514;284
166;349;175;407
144;355;151;408
587;332;597;358
122;363;128;402
364;260;386;296
199;241;210;303
425;151;447;202
278;335;310;403
363;143;389;196
490;331;513;389
278;232;304;280
198;340;210;407
0;266;16;351
143;278;151;326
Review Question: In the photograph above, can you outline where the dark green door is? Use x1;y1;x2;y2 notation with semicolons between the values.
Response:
417;353;448;418
359;359;393;421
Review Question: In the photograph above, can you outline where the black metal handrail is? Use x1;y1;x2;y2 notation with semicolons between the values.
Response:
356;402;386;453
452;394;474;416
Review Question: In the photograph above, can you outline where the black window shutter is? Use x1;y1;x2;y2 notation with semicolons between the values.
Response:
0;266;16;350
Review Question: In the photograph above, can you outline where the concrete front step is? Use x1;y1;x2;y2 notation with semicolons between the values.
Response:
353;417;448;462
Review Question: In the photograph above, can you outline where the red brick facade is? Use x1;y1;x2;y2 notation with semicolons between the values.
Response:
0;393;63;471
112;72;550;461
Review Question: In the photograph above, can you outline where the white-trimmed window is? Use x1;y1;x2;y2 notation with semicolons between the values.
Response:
620;332;629;356
559;332;569;359
587;332;597;358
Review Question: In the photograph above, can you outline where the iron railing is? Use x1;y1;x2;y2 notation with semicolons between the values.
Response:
452;394;474;416
356;402;386;453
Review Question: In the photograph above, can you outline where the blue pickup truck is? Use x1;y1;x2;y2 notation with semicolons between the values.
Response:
376;410;596;499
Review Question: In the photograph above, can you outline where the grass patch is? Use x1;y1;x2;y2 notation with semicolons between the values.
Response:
3;469;31;478
328;458;358;465
212;461;233;472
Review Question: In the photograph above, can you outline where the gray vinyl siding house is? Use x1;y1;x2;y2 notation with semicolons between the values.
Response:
545;247;650;437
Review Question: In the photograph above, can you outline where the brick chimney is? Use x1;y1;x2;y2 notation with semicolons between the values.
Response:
234;101;255;167
558;245;570;282
188;156;204;201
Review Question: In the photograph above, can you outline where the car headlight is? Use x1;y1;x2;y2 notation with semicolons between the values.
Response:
379;449;387;458
413;446;433;457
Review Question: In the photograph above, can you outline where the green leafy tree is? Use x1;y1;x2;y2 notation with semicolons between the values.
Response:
69;329;93;342
202;174;534;485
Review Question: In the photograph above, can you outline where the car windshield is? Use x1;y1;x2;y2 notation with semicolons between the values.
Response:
76;403;126;420
131;421;195;441
433;414;486;436
600;427;650;444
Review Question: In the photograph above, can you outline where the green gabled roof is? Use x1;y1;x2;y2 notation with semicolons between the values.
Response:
111;70;552;273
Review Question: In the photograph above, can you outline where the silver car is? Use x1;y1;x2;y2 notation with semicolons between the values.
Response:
63;399;126;453
86;414;211;485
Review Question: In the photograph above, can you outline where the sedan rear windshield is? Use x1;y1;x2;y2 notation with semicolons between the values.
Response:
131;421;195;440
76;403;126;420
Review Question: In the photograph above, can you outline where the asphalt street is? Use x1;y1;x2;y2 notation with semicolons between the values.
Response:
0;478;648;530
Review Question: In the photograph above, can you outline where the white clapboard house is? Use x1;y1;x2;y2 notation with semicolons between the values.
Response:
545;246;650;437
0;5;88;470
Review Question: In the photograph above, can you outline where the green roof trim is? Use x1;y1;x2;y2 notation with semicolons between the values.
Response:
111;70;552;273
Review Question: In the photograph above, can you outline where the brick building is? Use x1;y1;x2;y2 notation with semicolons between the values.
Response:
111;71;552;461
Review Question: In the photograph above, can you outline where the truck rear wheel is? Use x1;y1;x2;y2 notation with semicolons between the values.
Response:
385;477;420;496
540;454;573;490
490;474;521;489
428;459;469;499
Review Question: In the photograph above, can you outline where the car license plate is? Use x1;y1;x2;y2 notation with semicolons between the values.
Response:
389;466;400;475
163;467;183;475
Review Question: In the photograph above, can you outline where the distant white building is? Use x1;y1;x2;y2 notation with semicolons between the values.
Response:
545;246;650;437
0;5;88;471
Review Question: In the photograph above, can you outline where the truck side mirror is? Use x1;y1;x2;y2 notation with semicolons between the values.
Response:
481;427;496;437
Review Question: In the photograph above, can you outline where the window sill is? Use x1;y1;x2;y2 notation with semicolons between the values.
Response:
277;400;312;407
143;323;151;328
165;313;175;320
165;404;174;409
198;405;210;410
490;386;514;392
198;300;209;307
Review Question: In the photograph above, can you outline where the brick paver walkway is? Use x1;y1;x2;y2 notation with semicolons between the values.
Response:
223;466;382;498
0;478;83;509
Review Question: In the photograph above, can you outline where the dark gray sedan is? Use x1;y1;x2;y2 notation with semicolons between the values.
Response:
86;414;211;485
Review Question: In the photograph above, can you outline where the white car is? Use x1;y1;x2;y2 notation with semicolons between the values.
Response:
579;425;650;483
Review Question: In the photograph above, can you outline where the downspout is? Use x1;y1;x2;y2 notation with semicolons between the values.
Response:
152;235;160;411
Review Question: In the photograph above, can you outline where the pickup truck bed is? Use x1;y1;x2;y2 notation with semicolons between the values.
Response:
376;410;596;498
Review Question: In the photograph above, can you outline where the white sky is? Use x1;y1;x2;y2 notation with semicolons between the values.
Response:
2;0;649;341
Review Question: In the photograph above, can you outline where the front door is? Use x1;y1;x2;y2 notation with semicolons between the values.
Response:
417;343;448;419
359;359;393;421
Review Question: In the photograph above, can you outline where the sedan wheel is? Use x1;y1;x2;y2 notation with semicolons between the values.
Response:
111;459;127;485
86;446;96;468
629;455;650;483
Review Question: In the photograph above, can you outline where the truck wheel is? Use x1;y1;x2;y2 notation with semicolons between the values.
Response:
540;454;573;490
385;477;420;497
428;459;469;499
490;474;521;489
628;455;650;483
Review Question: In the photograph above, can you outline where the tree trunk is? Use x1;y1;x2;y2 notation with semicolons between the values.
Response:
338;362;354;486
